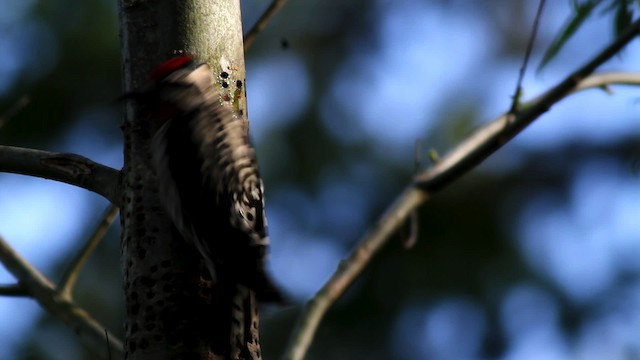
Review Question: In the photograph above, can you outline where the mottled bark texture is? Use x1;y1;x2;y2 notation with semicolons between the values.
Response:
118;1;258;358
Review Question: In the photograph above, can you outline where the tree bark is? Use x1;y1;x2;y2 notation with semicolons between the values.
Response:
118;1;256;358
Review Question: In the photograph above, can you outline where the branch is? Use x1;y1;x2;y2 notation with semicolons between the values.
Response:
0;145;121;205
0;235;123;358
282;17;640;360
243;0;288;51
0;283;29;296
58;204;119;300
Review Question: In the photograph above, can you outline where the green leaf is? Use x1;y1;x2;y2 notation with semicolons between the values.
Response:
538;1;599;70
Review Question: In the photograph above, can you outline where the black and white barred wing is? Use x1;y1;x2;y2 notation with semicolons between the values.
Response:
192;96;270;247
151;64;283;302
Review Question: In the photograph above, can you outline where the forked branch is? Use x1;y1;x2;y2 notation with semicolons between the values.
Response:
0;235;123;358
283;17;640;360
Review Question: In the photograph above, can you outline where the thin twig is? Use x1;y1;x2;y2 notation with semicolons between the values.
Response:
0;283;29;296
58;204;119;300
404;211;418;250
0;145;121;205
243;0;289;51
510;0;546;114
0;235;123;357
0;95;30;129
402;140;422;249
105;328;112;360
282;17;640;360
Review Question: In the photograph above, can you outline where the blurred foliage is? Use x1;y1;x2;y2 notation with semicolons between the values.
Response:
1;1;639;359
540;0;638;69
0;0;120;147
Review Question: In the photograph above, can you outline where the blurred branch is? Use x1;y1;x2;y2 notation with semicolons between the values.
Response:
243;0;288;51
283;189;428;360
0;235;123;358
59;204;119;300
283;17;640;360
568;72;640;92
423;71;640;191
0;283;29;296
415;73;640;189
0;146;121;205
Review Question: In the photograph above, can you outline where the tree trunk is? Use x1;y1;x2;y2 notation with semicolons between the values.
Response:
118;0;257;358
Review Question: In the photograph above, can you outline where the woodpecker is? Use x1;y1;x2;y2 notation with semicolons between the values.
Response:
133;55;284;303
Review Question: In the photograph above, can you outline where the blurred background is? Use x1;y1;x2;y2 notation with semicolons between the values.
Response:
1;0;639;359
